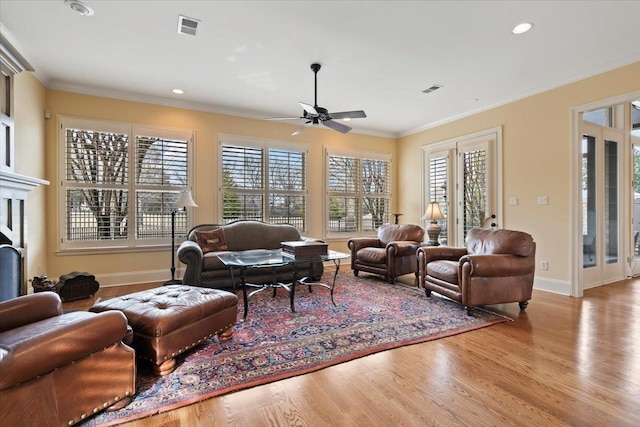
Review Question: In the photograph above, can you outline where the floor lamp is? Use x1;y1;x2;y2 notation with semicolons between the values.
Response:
422;201;445;246
165;190;198;285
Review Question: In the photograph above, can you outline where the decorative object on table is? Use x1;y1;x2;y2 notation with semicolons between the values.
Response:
56;271;100;301
392;213;403;224
281;240;328;258
422;201;445;246
166;190;198;285
30;274;57;293
347;223;425;284
81;271;509;427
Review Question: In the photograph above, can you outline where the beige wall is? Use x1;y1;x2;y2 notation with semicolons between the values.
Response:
397;61;640;292
15;61;640;290
13;71;47;284
43;91;396;285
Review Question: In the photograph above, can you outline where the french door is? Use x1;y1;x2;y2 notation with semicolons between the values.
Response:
424;129;499;247
581;121;625;287
631;134;640;276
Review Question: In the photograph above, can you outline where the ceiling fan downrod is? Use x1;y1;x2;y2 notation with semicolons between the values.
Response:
311;63;321;108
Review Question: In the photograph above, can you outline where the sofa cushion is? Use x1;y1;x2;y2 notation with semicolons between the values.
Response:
195;229;228;253
357;247;387;264
465;228;535;257
426;260;459;285
377;224;425;245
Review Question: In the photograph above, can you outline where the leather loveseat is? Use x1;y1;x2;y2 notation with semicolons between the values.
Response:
0;292;136;426
417;227;536;315
178;220;324;288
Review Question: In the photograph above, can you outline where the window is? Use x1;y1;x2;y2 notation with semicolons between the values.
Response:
219;135;308;231
326;148;391;236
59;117;194;250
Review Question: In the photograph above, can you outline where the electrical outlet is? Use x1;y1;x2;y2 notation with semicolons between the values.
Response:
538;196;549;205
541;261;549;270
509;197;519;206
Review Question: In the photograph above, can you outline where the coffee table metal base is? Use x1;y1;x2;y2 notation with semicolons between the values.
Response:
236;259;342;319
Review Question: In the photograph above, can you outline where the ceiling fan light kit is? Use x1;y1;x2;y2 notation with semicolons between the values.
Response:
265;63;367;135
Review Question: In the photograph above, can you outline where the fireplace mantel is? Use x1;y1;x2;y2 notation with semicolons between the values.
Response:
0;170;49;245
0;170;49;191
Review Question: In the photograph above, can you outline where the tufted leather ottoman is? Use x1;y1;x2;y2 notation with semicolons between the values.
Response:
89;285;237;375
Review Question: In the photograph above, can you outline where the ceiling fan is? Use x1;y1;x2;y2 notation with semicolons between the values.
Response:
266;63;366;135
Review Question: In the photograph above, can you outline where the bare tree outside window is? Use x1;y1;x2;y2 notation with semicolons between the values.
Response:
62;121;192;248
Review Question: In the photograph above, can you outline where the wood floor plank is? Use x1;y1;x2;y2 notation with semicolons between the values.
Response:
63;278;640;426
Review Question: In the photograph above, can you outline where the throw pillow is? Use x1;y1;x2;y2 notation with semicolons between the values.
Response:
194;228;228;253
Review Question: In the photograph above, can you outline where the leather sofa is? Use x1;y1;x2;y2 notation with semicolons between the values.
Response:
417;227;536;315
347;224;425;283
178;220;324;288
0;292;136;426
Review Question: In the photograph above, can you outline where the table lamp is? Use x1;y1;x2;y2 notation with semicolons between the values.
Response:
422;201;445;246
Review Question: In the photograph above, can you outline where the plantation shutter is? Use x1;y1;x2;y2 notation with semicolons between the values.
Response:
429;154;448;244
64;127;129;241
221;144;264;222
268;148;306;229
328;155;360;232
361;157;390;231
135;135;189;239
461;148;487;236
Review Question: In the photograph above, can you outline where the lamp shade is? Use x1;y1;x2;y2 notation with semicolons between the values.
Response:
422;201;444;221
176;190;198;208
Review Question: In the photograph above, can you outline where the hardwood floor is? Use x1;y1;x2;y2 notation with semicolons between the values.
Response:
66;278;640;426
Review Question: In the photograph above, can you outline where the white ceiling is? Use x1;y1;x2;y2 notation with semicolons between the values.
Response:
1;0;639;138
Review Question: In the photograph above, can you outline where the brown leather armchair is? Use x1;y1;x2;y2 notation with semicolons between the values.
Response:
0;292;136;426
348;224;425;283
417;228;536;315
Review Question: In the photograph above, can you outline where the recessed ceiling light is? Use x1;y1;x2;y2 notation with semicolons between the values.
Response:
65;0;94;16
512;22;533;35
172;89;184;94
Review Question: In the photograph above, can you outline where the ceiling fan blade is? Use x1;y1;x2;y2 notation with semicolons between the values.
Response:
322;119;352;134
292;121;312;136
329;110;367;120
264;117;303;121
299;102;318;116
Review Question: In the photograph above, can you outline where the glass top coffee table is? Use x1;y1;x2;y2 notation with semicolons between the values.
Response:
217;249;349;319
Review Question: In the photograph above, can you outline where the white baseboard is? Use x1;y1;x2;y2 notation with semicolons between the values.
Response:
533;276;571;296
95;267;184;288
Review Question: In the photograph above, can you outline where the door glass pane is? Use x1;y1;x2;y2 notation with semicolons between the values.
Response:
582;134;596;268
462;149;486;237
429;155;448;245
634;145;640;258
605;140;618;264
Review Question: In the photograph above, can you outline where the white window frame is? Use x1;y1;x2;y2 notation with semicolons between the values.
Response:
58;116;195;252
324;147;392;239
217;134;309;233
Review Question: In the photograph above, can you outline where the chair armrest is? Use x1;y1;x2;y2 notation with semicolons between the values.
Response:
178;240;204;286
386;241;421;257
417;246;468;264
460;254;535;277
0;292;63;333
347;238;382;254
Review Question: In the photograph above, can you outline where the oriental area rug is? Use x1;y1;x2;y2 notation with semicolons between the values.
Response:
81;272;510;426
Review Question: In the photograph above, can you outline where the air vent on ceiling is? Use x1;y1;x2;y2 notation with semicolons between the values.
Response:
422;84;443;94
178;15;200;36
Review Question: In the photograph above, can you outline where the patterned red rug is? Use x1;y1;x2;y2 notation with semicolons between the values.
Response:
81;272;509;426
